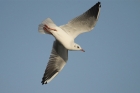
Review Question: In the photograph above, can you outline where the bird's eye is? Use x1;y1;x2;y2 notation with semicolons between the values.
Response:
77;46;79;48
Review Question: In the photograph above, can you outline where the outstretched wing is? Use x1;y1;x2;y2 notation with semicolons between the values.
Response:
60;2;101;39
41;40;68;84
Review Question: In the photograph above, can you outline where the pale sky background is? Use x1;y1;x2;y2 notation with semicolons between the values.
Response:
0;0;140;93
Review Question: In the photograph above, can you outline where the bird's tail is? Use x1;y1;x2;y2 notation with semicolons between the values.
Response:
38;18;57;34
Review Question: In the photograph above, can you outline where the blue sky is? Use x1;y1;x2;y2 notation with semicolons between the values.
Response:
0;0;140;93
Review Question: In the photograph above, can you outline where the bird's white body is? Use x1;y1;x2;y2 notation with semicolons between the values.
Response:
39;18;82;51
50;27;74;50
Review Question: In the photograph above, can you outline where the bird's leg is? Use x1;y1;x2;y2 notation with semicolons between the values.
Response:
43;25;57;31
43;26;52;34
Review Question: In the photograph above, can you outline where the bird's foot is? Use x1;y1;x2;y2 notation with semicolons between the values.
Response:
43;25;57;31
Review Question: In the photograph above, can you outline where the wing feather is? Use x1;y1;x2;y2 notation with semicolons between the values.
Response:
60;2;101;39
41;40;68;84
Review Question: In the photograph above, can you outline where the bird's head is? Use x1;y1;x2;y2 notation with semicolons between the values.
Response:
71;43;85;52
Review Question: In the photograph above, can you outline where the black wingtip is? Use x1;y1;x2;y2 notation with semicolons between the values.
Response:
41;81;44;85
97;2;101;7
41;81;47;85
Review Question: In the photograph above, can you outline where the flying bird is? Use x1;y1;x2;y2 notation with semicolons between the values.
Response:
38;2;101;84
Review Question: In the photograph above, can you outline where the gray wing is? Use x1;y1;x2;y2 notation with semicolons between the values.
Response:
41;40;68;84
60;2;101;39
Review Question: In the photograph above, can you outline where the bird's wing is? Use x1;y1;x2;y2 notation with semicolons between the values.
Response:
60;2;101;39
41;40;68;84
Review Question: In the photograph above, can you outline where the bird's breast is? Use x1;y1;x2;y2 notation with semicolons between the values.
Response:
51;27;74;50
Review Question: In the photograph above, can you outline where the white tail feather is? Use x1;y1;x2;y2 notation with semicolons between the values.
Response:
38;18;57;34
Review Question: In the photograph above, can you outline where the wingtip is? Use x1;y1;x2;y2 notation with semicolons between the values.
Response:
41;81;44;85
96;1;101;7
41;81;47;85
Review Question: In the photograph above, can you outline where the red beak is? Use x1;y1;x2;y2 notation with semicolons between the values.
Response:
81;49;85;52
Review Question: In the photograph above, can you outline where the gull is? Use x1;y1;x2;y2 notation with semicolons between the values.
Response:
38;2;101;84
